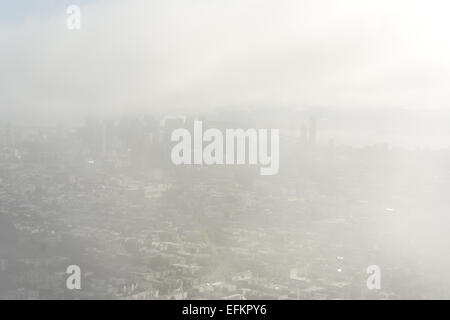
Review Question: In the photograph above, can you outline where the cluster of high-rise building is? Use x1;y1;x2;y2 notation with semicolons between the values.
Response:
1;114;450;299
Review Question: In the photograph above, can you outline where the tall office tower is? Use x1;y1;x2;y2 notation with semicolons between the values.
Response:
99;118;116;158
101;120;107;157
142;115;159;145
161;116;186;168
308;116;317;146
0;123;4;148
141;115;162;168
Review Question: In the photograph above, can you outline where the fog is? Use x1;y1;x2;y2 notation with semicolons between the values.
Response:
1;0;450;122
1;0;450;300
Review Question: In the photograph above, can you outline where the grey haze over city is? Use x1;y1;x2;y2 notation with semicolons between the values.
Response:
1;0;450;300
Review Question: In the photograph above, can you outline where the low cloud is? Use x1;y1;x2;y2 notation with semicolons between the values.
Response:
1;0;449;123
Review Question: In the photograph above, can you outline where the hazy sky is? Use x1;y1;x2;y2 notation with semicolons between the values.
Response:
1;0;450;123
